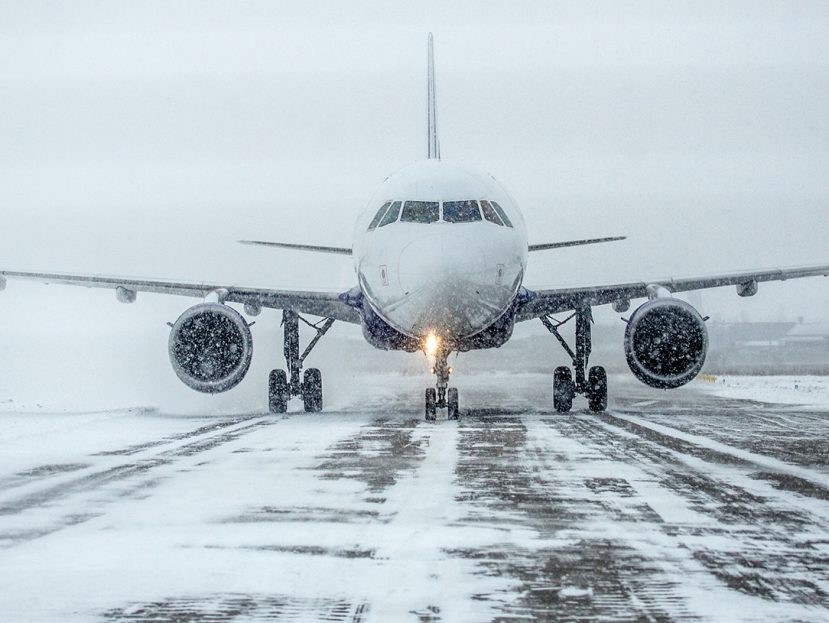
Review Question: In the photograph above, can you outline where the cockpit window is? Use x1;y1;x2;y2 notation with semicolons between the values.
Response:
490;201;514;228
479;200;504;226
378;201;402;227
401;201;439;224
442;200;482;223
367;202;391;231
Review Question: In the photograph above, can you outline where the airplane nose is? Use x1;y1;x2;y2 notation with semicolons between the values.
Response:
398;233;487;294
396;233;502;337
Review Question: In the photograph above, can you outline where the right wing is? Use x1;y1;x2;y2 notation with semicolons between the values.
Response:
239;240;352;255
0;269;361;323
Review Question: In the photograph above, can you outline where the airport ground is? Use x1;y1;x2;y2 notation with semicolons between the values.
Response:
0;373;827;622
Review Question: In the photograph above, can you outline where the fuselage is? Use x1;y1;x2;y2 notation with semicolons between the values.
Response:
352;159;528;350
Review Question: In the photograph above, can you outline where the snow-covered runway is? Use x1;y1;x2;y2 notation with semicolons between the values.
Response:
0;374;827;622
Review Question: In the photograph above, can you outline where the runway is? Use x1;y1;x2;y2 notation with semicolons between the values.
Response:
0;373;827;622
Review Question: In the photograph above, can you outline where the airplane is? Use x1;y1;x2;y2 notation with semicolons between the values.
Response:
1;34;827;421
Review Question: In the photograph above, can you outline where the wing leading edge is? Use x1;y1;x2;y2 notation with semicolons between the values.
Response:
238;240;352;255
528;236;626;252
0;269;361;323
515;263;829;321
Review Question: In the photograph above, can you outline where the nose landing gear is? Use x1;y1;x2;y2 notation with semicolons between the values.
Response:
425;346;459;421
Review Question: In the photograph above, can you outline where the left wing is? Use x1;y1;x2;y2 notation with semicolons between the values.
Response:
528;236;625;252
0;269;361;323
515;263;829;321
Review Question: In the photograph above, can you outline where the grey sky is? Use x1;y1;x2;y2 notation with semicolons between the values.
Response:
1;0;828;334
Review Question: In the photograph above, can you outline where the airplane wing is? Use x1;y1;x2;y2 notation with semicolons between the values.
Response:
528;236;625;252
238;240;352;255
515;263;829;321
0;269;361;323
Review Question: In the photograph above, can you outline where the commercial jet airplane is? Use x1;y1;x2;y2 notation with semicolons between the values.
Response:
2;35;828;420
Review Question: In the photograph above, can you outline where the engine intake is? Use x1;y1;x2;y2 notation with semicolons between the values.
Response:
624;298;707;389
168;303;253;393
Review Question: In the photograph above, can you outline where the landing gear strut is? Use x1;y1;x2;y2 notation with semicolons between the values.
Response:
268;310;334;414
542;303;607;413
425;346;459;421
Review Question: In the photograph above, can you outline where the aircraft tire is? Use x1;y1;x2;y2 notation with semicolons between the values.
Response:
303;368;323;413
425;388;437;421
447;387;459;420
553;367;574;413
269;369;289;413
587;366;608;412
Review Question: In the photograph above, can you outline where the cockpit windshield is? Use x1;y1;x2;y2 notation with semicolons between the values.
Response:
442;200;482;223
367;202;391;231
378;201;402;227
490;201;513;228
367;199;512;229
401;201;439;224
480;200;504;226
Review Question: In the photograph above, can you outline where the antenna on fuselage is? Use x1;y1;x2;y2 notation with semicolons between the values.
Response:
427;33;440;160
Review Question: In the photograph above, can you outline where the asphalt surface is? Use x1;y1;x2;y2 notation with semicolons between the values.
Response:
0;373;827;622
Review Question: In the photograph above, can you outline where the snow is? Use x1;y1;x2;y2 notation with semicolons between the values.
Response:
692;374;829;408
0;373;828;621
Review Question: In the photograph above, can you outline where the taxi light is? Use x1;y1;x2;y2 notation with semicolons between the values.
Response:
424;333;439;356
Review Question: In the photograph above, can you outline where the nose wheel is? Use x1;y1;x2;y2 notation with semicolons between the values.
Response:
425;347;459;421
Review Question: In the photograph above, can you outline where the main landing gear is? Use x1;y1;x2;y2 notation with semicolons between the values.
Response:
268;310;334;414
425;346;459;421
541;303;607;413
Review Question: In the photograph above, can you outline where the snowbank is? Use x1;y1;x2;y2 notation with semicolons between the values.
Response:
692;374;829;408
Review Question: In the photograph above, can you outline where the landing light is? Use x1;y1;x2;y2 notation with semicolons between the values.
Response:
424;333;439;356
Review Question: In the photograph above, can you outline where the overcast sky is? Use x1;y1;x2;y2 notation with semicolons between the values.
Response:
1;0;828;334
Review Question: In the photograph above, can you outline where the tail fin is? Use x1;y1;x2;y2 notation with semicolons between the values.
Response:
427;33;440;159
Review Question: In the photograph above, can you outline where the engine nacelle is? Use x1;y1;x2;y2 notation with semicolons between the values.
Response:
624;297;708;389
168;303;253;393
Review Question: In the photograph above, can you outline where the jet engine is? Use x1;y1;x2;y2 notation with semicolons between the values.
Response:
168;303;253;393
624;297;708;389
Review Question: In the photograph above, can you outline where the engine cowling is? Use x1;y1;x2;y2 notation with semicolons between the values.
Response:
624;297;708;389
168;303;253;393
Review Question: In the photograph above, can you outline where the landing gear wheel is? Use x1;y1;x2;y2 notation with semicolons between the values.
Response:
553;366;575;413
269;369;289;413
447;387;459;420
587;366;608;412
302;368;323;413
425;388;437;421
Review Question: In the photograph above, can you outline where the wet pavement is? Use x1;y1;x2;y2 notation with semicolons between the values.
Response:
0;373;827;622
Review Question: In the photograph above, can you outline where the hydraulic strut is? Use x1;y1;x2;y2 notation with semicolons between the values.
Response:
541;303;593;394
282;310;335;397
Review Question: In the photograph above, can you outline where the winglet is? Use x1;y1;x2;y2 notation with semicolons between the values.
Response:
427;33;440;160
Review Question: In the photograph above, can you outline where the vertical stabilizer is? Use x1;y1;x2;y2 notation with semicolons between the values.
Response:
427;33;440;159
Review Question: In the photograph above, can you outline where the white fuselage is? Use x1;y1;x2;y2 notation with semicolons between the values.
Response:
352;160;528;346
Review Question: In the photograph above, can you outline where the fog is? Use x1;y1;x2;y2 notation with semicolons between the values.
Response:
1;1;828;404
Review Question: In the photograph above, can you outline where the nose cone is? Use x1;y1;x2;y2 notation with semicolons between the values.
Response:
393;234;505;338
398;233;486;293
